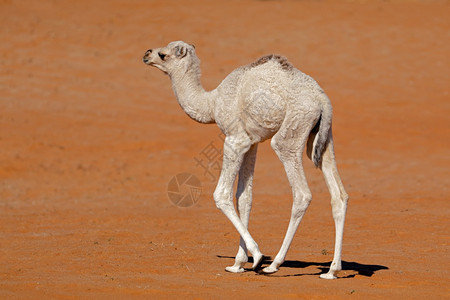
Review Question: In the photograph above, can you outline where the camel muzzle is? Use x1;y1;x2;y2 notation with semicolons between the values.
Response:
143;49;153;64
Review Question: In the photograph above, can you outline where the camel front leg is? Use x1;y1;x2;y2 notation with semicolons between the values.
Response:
215;136;263;271
225;144;258;273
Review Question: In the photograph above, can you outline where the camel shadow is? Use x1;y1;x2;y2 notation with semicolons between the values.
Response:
217;255;388;278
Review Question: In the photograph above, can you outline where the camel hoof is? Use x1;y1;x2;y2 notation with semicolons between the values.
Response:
225;266;245;273
320;273;337;279
262;265;279;274
251;252;264;269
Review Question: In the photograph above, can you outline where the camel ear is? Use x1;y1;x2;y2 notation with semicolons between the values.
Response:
174;45;188;58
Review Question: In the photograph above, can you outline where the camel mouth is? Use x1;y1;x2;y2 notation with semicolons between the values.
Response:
143;59;159;68
144;60;167;74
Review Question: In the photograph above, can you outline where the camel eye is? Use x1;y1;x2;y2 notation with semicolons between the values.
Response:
158;52;167;61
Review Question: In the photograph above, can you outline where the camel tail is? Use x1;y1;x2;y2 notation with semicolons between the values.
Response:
311;96;332;168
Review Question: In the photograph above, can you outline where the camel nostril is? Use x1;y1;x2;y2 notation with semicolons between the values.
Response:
147;49;153;54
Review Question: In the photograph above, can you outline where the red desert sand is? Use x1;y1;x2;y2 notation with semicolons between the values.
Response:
0;0;448;298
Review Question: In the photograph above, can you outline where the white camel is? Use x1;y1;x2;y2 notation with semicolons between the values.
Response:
143;41;349;279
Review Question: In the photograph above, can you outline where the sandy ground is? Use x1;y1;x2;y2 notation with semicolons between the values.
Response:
0;0;449;298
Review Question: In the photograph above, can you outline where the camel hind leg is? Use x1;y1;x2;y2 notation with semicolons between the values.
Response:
309;130;349;279
263;112;316;274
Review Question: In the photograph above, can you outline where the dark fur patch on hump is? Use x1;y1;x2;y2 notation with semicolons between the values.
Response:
249;54;293;71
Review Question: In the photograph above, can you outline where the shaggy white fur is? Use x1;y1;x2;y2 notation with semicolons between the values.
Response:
143;41;349;279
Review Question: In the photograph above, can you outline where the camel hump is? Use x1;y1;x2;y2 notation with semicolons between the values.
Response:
249;54;293;71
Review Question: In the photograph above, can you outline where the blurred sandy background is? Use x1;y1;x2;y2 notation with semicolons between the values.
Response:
0;0;449;298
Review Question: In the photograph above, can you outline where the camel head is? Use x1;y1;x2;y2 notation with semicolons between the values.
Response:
143;41;197;76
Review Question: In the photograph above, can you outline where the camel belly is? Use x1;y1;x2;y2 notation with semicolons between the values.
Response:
240;88;286;142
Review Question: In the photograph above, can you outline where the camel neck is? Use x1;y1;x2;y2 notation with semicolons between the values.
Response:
170;68;215;124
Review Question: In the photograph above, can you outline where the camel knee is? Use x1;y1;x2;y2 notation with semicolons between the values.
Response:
291;192;312;218
213;188;233;212
332;191;348;205
342;192;349;205
331;193;348;219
